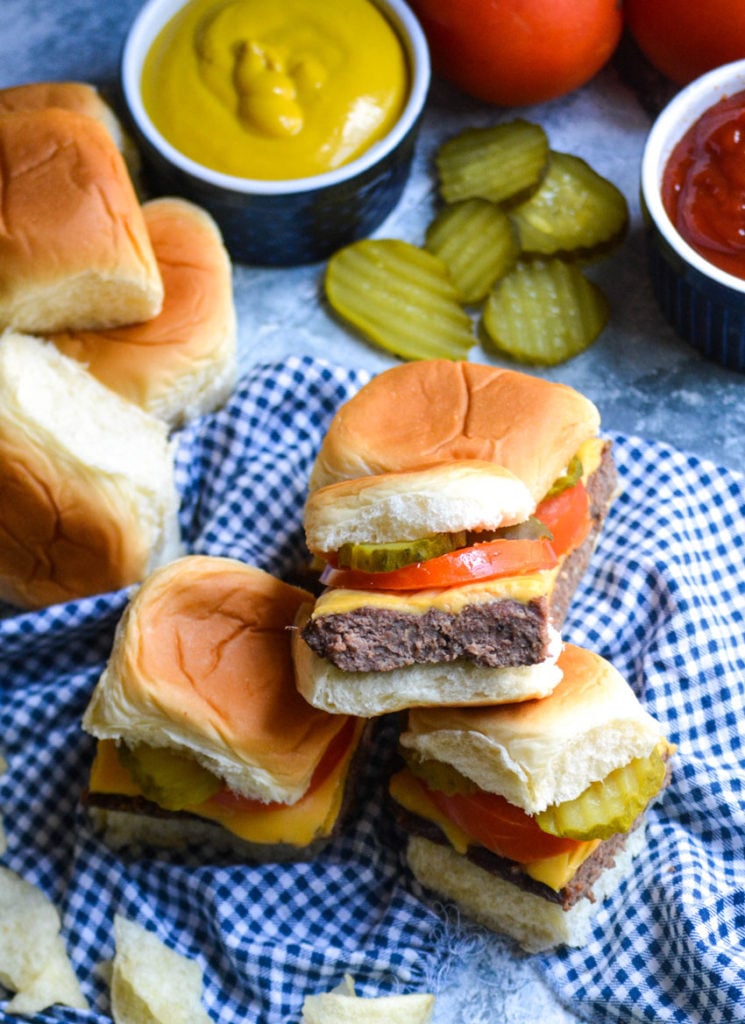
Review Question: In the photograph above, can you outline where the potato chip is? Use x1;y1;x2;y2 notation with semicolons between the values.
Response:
0;866;87;1012
301;973;435;1024
109;914;211;1024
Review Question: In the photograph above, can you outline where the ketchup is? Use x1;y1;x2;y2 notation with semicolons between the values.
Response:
662;89;745;279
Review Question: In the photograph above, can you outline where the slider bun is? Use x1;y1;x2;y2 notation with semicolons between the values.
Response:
401;644;665;815
0;331;181;610
0;80;140;178
304;461;534;553
406;827;647;953
50;197;237;427
308;360;600;504
82;556;352;806
0;108;162;333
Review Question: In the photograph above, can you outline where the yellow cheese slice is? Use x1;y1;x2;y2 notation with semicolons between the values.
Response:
389;768;599;892
89;722;364;848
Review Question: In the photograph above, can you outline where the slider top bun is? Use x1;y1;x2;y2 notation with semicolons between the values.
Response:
83;556;353;806
0;108;162;333
0;331;181;610
307;360;601;503
304;461;535;554
50;197;237;427
401;643;666;816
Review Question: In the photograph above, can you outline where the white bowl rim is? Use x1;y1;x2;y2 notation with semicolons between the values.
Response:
121;0;431;196
641;57;745;294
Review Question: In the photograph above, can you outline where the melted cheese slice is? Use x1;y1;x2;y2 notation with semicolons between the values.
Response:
389;768;599;893
89;722;364;848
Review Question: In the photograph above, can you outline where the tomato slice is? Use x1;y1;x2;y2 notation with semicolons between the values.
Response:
320;537;557;592
424;780;584;864
535;480;592;559
204;717;357;813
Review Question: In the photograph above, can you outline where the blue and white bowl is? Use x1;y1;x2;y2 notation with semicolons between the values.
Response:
640;59;745;373
121;0;430;267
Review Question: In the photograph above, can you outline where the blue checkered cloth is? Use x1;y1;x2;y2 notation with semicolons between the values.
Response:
1;356;744;1024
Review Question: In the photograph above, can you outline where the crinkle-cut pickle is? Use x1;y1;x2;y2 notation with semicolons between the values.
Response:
482;258;609;366
436;119;549;206
425;198;520;305
535;743;669;841
511;150;629;258
118;743;221;811
325;238;474;361
338;533;466;573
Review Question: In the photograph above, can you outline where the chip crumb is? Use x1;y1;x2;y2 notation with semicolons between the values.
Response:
109;914;212;1024
301;973;435;1024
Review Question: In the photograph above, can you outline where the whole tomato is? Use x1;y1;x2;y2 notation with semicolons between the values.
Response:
407;0;623;106
624;0;745;86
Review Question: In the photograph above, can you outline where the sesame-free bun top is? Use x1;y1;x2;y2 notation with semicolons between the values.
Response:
307;361;601;504
82;556;353;806
0;80;127;153
0;108;162;333
401;643;666;816
0;331;181;610
50;198;237;427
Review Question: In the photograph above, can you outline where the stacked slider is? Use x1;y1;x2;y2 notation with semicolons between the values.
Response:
0;82;238;609
293;359;617;715
292;360;672;950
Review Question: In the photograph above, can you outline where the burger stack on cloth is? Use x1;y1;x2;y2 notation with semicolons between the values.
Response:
0;81;237;610
293;360;674;952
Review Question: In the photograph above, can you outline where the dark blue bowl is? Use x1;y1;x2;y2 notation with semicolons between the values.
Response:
640;60;745;374
121;0;430;268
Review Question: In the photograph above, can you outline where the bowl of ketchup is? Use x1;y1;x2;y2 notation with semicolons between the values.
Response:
641;59;745;373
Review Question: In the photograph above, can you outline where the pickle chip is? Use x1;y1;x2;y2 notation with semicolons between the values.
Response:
435;120;549;206
119;743;221;810
337;533;465;573
511;151;629;258
482;258;609;366
425;199;520;304
535;744;670;841
325;239;474;361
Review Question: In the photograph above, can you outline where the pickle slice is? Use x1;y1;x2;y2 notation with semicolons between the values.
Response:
535;744;669;841
482;258;609;366
511;151;629;258
406;756;478;797
118;743;222;811
543;455;584;499
436;120;549;206
337;532;465;573
325;239;474;361
424;198;520;304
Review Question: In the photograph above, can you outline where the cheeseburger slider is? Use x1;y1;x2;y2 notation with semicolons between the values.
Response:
50;197;237;428
295;360;616;715
390;644;673;953
82;556;367;859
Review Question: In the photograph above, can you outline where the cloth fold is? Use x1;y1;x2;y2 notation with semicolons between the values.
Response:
1;357;743;1023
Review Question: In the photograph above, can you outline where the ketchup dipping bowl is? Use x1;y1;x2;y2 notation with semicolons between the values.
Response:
641;59;745;373
121;0;430;266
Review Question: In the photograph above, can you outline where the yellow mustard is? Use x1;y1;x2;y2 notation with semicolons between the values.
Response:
141;0;409;179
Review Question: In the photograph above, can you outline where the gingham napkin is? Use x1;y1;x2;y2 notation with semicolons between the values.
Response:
1;356;744;1024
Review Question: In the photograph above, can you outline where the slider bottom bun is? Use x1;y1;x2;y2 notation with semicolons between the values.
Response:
293;607;564;715
406;828;646;954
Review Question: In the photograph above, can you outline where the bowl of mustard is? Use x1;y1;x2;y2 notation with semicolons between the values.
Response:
121;0;430;266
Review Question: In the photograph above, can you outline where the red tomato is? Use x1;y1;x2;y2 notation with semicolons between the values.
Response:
407;0;623;106
425;781;583;863
535;481;592;559
205;717;357;813
320;537;557;592
625;0;745;87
